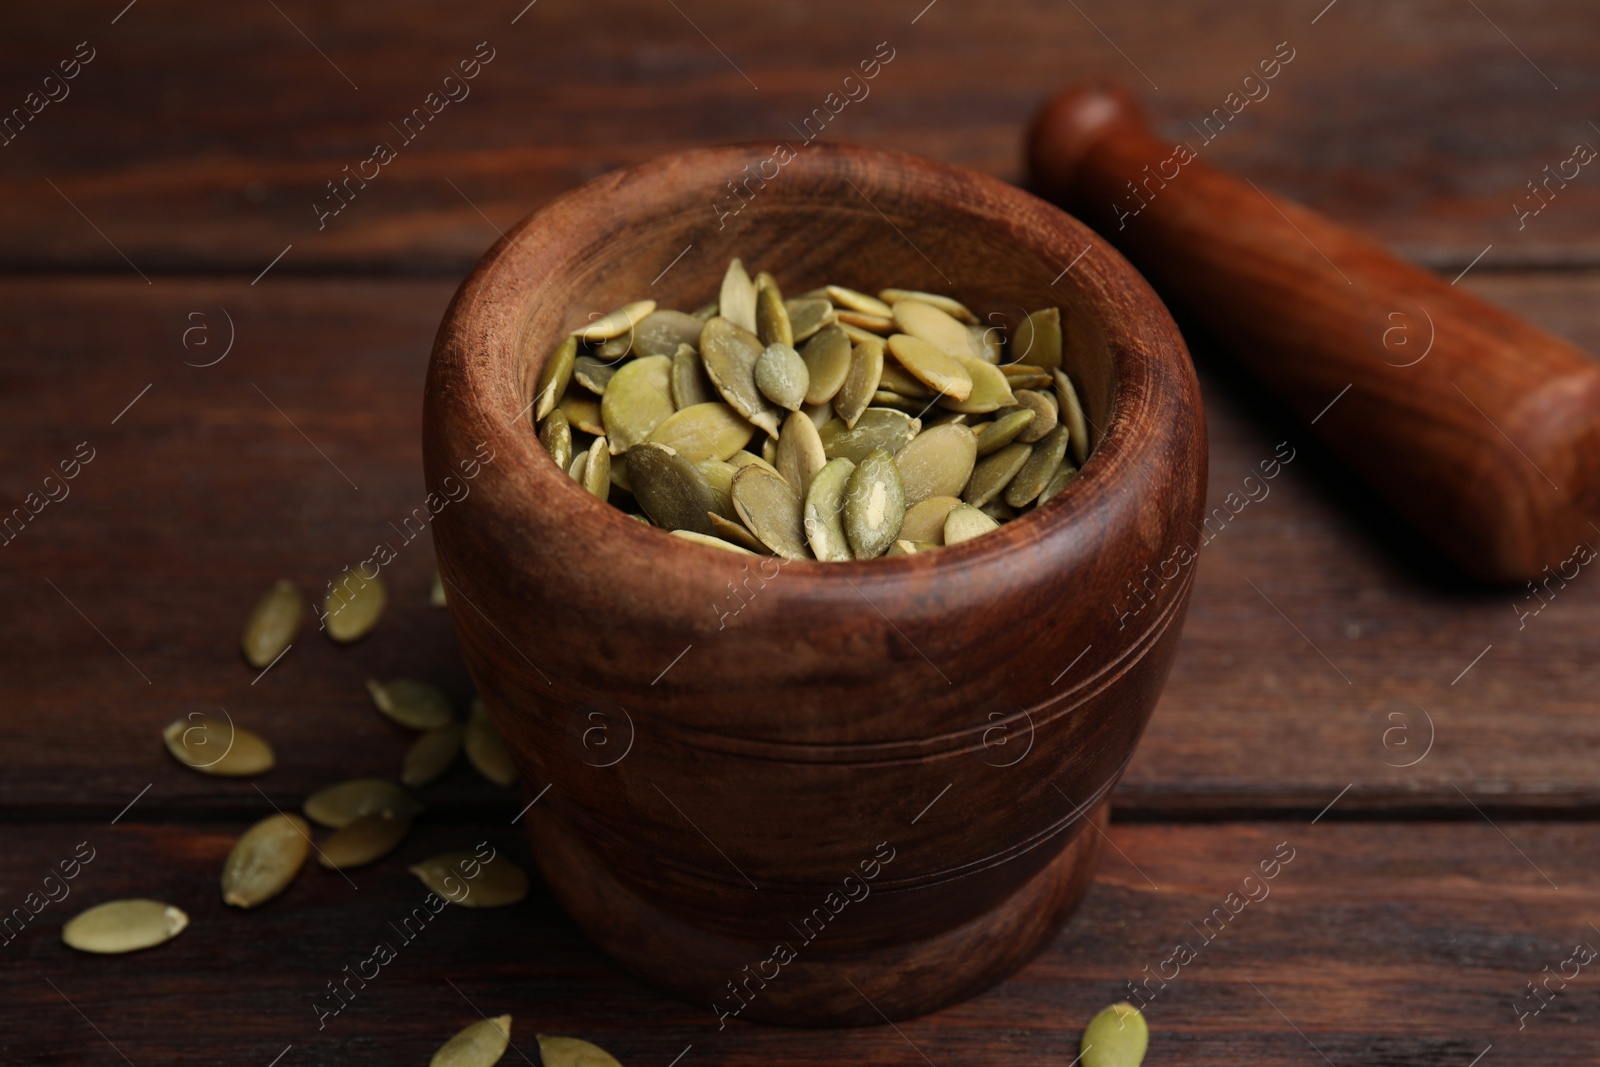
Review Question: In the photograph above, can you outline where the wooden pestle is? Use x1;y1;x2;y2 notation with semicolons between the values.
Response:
1028;83;1600;583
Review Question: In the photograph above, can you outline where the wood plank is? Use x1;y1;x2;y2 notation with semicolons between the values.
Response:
2;818;1592;1063
1;274;1598;816
1;1;1597;272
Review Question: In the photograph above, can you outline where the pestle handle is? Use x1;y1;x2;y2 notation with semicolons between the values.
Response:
1028;83;1600;583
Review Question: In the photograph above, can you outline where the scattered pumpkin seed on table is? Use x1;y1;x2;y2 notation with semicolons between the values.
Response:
1081;1001;1149;1067
409;850;530;907
527;257;1097;557
466;698;518;787
323;570;386;642
241;578;302;668
367;678;454;731
319;810;411;870
163;716;275;777
403;723;464;787
222;812;311;908
431;1015;512;1067
304;778;425;828
537;1034;625;1067
62;899;189;955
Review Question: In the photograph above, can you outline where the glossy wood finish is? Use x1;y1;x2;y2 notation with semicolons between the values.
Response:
424;143;1207;1022
1029;85;1600;584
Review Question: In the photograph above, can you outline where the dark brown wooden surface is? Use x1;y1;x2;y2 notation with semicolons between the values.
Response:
4;0;1600;1059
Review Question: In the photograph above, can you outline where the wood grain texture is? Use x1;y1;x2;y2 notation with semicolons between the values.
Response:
3;819;1594;1062
2;274;1598;820
0;1;1597;272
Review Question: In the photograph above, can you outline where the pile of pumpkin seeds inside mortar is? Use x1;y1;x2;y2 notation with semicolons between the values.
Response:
531;258;1093;559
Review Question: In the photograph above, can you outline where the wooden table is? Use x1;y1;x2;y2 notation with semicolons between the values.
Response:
3;1;1598;1062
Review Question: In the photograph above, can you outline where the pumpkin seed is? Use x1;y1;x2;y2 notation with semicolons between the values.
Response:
833;334;884;428
894;424;978;506
222;813;310;908
558;392;604;436
323;570;385;642
775;410;828;499
824;284;894;318
1081;1002;1148;1067
980;497;1017;523
575;299;655;343
756;279;793;347
963;443;1032;507
647;402;754;462
700;317;781;436
719;258;758;333
886;334;973;401
899;495;962;543
62;899;188;955
163;716;275;777
568;451;588;483
537;1035;623;1067
1012;307;1063;370
803;458;856;562
697;458;738;518
760;434;779;466
1038;462;1079;505
595;332;631;359
705;512;769;553
409;850;529;907
731;464;810;559
886;539;937;556
672;528;754;553
691;300;719;322
819;408;921;463
871;390;927;414
319;810;411;870
366;678;454;731
601;354;674;453
799;324;853;406
582;437;611;500
430;569;447;608
242;579;302;669
730;449;779;475
533;335;577;421
973;409;1034;456
670;344;716;408
892;300;983;360
970;323;1002;363
843;449;907;560
785;297;835;342
938;354;1015;414
877;361;934;399
629;442;719;535
878;288;977;322
1053;368;1090;464
572;355;618;395
403;724;463;787
304;778;424;829
944;503;1001;546
754;343;809;411
1010;389;1059;443
1005;425;1071;507
540;408;573;471
803;401;834;430
633;309;705;358
836;310;894;333
466;699;517;787
431;1015;512;1067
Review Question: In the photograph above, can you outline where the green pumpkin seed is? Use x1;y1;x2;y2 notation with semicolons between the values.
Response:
1009;389;1059;443
568;451;588;483
843;449;907;560
756;279;793;347
719;259;758;333
1005;425;1071;507
833;334;884;428
819;408;921;463
670;344;716;408
402;723;463;787
799;324;853;406
754;343;809;411
319;810;411;870
691;300;719;322
1081;1002;1148;1067
366;678;454;731
1012;307;1063;370
537;1035;623;1067
824;284;894;318
557;392;604;436
430;569;447;608
973;409;1034;456
163;716;275;777
611;450;633;493
730;449;779;475
409;850;529;907
878;288;977;322
466;699;517;787
533;335;577;421
633;309;705;358
574;299;655;343
539;408;573;471
871;390;927;413
595;332;631;359
431;1015;512;1067
944;503;1001;546
582;437;611;500
572;355;618;395
980;497;1017;523
803;457;856;562
62;899;188;955
894;424;978;506
323;570;386;642
892;300;983;360
836;310;894;333
1038;462;1079;505
629;442;718;535
697;458;738;518
970;323;1002;363
222;813;310;908
700;317;781;436
785;297;835;342
963;442;1032;507
673;528;757;554
647;402;754;462
775;410;828;500
731;464;810;559
802;401;833;430
705;512;769;553
241;579;302;669
1053;368;1090;464
838;320;888;347
601;354;674;453
877;361;934;399
938;354;1015;414
304;778;425;829
899;495;962;543
886;539;937;556
886;334;973;401
760;434;779;466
